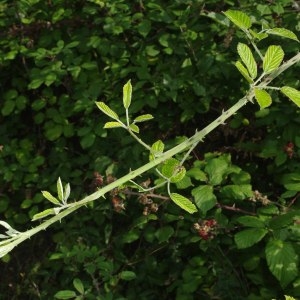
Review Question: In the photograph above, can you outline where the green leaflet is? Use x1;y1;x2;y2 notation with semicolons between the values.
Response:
134;114;154;123
104;121;123;129
234;228;268;249
32;208;56;221
57;177;64;202
235;61;253;83
281;86;300;107
263;45;284;74
237;43;257;79
41;191;60;205
170;193;197;214
267;28;299;43
96;102;119;120
123;80;132;109
149;140;164;161
224;10;252;30
254;88;272;109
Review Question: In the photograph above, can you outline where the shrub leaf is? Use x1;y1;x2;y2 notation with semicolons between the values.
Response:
170;193;197;214
281;86;300;107
254;88;272;109
224;10;252;30
263;45;284;74
237;43;257;79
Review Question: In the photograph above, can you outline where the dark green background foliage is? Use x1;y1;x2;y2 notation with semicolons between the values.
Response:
0;0;299;299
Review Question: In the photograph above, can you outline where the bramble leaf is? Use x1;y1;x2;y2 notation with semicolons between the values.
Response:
281;86;300;107
170;193;197;214
129;124;139;133
235;61;253;83
224;10;252;30
104;121;123;129
32;208;56;221
134;114;154;123
237;43;257;79
254;88;272;109
266;239;298;287
234;228;268;249
96;102;119;120
41;191;60;205
267;28;299;42
57;177;64;202
149;140;164;161
123;80;132;109
192;185;217;214
263;45;284;74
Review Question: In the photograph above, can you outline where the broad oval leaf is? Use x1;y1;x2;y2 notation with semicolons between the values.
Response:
192;185;217;215
170;193;197;214
263;45;284;74
224;10;252;30
237;43;257;79
95;102;119;120
104;121;123;129
119;270;137;281
281;86;300;107
123;80;132;109
41;191;60;205
57;177;64;202
267;28;299;42
266;239;298;288
32;208;56;221
254;88;272;109
235;61;253;83
236;216;265;228
234;228;268;249
162;158;180;178
134;114;154;123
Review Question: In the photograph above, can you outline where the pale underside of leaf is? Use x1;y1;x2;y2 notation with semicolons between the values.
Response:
95;102;119;120
170;193;197;214
254;88;272;109
235;61;253;83
223;10;252;30
267;28;299;42
237;43;257;79
281;86;300;107
123;80;132;109
104;121;123;129
263;45;284;74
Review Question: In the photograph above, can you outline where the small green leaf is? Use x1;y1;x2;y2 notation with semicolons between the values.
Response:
224;10;252;30
162;158;180;178
41;191;60;205
57;177;64;202
254;88;272;109
235;61;253;83
73;278;84;294
170;193;197;214
64;183;71;202
123;80;132;109
95;102;119;120
149;140;165;161
234;228;268;249
281;86;300;107
119;271;137;281
134;114;154;123
267;28;299;42
236;216;265;228
237;43;257;79
54;290;77;299
263;45;284;74
104;121;123;129
266;240;298;287
129;124;139;133
155;226;174;243
249;29;268;41
32;208;56;221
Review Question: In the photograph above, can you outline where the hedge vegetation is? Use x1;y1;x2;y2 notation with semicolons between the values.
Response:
0;0;299;299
